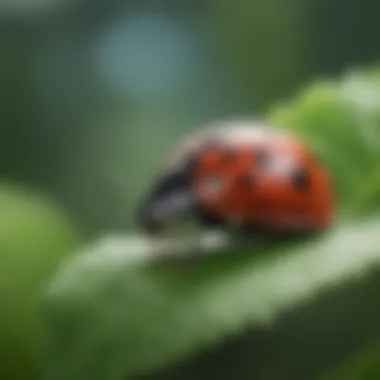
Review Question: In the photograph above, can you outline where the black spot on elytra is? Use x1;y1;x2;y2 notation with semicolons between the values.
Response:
291;168;309;190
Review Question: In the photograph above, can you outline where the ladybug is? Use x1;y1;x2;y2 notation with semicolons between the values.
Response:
137;121;333;240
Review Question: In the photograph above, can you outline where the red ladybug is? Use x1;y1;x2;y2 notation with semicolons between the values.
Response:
137;121;333;238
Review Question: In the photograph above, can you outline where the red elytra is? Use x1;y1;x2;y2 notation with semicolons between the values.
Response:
177;125;333;232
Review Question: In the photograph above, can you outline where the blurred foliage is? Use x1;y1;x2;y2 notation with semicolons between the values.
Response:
45;67;380;380
321;341;380;380
0;183;80;380
3;0;380;234
210;0;310;111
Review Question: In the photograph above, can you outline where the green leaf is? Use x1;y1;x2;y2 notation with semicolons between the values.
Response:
0;183;80;380
45;218;380;380
45;69;380;380
320;340;380;380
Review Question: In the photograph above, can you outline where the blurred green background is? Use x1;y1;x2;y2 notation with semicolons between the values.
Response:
5;0;380;234
2;0;380;379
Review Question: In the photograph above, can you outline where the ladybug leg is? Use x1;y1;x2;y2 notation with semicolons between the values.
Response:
195;206;227;229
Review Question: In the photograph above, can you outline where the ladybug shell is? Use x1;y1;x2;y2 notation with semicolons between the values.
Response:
168;124;333;233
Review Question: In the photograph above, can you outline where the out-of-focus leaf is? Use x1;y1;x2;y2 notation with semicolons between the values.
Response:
45;68;380;380
46;218;380;380
0;183;80;380
320;341;380;380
